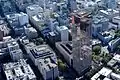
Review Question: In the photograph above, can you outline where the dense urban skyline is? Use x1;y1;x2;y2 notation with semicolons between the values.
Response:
0;0;120;80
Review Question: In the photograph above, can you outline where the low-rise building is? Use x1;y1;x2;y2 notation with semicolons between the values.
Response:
7;41;19;52
7;41;23;61
3;59;36;80
56;26;69;41
97;29;115;44
0;36;14;49
24;43;59;80
107;54;120;68
6;12;29;26
99;9;119;20
91;67;112;80
10;49;23;61
112;16;120;29
48;18;59;31
41;27;51;38
0;18;10;36
92;39;101;46
47;31;60;44
108;22;118;30
56;41;72;66
28;45;57;66
0;36;23;61
58;14;69;26
14;0;33;12
26;4;43;17
0;0;17;14
24;24;38;39
91;67;120;80
30;13;45;31
108;38;120;52
92;15;109;37
38;57;59;80
0;36;13;62
6;12;29;35
69;0;77;11
92;54;120;80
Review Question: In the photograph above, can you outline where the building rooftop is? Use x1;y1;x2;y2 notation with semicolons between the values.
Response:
10;49;22;54
91;67;112;80
101;29;115;36
7;41;19;48
107;59;117;67
32;13;44;22
56;41;72;56
3;59;36;80
113;54;120;62
109;37;120;46
0;18;6;25
26;4;43;12
99;67;112;76
93;15;109;24
92;39;101;46
30;45;56;59
0;36;15;49
25;42;36;49
38;57;57;72
56;26;68;31
6;12;25;20
100;9;119;15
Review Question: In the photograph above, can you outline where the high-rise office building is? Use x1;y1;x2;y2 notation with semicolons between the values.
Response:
72;11;92;75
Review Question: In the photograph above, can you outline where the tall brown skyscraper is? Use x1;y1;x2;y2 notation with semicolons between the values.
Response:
72;11;92;75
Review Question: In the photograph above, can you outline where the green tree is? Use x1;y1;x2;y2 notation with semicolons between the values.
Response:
93;45;101;55
115;29;120;37
57;59;66;72
117;45;120;52
36;38;44;44
92;55;101;62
